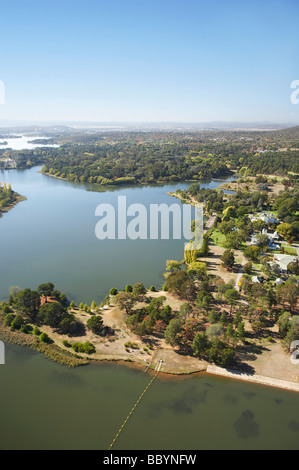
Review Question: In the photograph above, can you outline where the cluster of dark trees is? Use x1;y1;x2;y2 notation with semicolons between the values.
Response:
0;183;17;211
5;283;81;336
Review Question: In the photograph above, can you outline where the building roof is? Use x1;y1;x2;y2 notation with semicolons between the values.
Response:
273;254;297;271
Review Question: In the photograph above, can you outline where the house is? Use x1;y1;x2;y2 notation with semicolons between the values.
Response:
252;276;264;284
260;213;280;224
250;234;259;246
273;254;298;273
250;212;280;225
40;296;58;306
273;231;280;240
275;278;284;286
268;238;280;250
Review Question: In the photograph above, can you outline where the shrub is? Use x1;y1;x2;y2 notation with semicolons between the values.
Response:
2;304;12;314
40;332;51;343
72;341;95;354
4;313;15;327
243;261;253;274
32;326;41;336
20;324;29;334
11;314;25;330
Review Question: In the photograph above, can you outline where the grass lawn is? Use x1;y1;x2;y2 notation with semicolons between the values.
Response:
283;247;297;256
210;229;227;248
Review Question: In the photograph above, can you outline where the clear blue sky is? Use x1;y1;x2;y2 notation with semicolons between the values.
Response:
0;0;298;123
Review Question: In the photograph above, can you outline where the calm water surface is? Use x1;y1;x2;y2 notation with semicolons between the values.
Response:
0;135;59;150
1;167;299;450
0;166;227;303
1;342;299;450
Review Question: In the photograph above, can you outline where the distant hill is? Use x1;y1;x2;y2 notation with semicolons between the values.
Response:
268;125;299;139
0;120;298;132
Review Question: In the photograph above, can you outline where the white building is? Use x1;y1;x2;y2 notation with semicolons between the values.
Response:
250;212;280;225
273;254;297;273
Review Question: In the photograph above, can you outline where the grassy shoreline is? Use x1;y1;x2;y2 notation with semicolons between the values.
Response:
0;315;89;368
3;322;299;393
0;193;27;216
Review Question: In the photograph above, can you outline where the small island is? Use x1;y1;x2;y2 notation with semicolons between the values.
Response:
0;182;26;215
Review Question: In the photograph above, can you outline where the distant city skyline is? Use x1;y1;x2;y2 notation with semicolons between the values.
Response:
0;0;298;123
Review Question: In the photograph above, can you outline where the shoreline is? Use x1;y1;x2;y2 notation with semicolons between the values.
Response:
0;193;26;217
206;365;299;393
41;170;197;187
2;325;299;393
41;169;233;190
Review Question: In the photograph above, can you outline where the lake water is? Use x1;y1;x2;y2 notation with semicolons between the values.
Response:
1;166;299;450
0;166;228;304
1;342;299;450
0;135;59;150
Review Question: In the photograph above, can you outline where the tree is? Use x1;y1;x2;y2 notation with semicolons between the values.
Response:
225;324;235;343
287;261;299;275
218;220;234;235
14;288;41;318
154;319;167;335
86;315;104;334
187;261;207;280
4;313;15;327
179;303;193;319
206;323;224;339
165;271;189;296
40;332;51;343
224;288;240;314
208;338;235;367
37;282;55;297
11;314;25;330
192;332;210;357
243;261;253;274
255;233;269;247
225;230;247;250
114;292;137;314
132;283;147;299
82;340;96;355
164;318;182;347
124;284;133;292
277;223;293;240
38;302;66;328
166;260;182;272
196;290;213;312
277;283;299;312
237;322;246;342
222;206;236;220
221;250;235;271
244;245;262;262
58;314;80;335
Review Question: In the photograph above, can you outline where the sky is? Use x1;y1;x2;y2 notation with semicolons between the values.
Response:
0;0;298;124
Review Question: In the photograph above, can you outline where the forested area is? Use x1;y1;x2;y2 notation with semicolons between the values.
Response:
2;125;298;186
